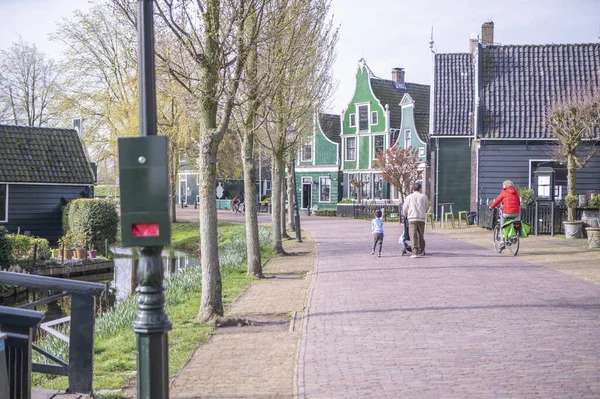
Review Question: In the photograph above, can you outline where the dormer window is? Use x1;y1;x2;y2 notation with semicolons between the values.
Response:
371;111;378;125
349;114;356;127
358;105;369;132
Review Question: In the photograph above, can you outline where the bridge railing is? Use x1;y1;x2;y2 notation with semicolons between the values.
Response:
0;271;105;395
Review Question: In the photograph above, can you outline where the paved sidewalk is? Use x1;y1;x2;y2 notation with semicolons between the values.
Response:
169;230;315;399
298;217;600;398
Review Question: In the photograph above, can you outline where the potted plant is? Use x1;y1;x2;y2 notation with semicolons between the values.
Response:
57;232;73;260
88;245;97;259
547;87;600;239
71;232;87;259
585;195;600;248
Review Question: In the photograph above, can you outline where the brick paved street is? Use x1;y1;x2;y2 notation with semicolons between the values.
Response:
298;217;600;398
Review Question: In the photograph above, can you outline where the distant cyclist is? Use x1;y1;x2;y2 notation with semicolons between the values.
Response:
489;180;521;249
232;192;244;214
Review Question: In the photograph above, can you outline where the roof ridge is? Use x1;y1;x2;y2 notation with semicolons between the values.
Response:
486;42;600;48
0;124;76;134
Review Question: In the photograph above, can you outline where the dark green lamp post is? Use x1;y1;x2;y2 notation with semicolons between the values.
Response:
117;0;172;397
291;158;302;242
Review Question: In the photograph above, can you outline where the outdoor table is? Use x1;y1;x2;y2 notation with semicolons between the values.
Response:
439;202;454;228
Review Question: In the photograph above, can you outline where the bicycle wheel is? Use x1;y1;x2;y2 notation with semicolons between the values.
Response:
507;235;520;256
493;225;503;253
239;203;245;215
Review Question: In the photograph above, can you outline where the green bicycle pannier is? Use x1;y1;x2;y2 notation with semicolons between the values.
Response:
502;220;531;239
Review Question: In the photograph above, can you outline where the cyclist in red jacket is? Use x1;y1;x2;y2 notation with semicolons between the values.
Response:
489;180;521;248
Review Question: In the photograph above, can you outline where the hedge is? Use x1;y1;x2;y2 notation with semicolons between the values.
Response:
63;198;118;255
314;210;337;217
6;235;50;263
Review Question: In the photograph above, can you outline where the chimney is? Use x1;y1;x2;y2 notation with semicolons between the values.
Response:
392;68;405;85
481;21;494;45
469;37;478;54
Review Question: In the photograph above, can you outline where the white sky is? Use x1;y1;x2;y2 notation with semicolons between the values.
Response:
1;0;599;114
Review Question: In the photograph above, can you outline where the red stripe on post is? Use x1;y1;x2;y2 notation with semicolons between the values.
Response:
132;223;160;237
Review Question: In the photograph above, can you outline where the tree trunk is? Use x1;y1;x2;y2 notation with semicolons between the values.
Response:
271;154;284;254
197;134;223;322
241;134;263;277
567;151;577;221
171;195;177;223
287;158;295;231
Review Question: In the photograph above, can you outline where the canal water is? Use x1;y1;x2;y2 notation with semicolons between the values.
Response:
110;248;200;302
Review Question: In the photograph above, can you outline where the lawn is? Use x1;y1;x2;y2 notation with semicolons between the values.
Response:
32;222;274;398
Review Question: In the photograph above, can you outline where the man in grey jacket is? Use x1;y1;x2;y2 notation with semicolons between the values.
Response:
403;182;428;258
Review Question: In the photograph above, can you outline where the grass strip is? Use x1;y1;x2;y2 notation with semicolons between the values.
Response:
32;223;274;397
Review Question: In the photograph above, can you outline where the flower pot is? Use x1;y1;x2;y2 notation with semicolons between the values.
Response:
586;228;600;249
63;249;73;260
75;249;86;259
563;221;583;239
581;209;600;229
88;250;97;259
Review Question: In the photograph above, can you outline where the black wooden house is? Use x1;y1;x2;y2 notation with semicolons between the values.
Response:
0;125;95;244
431;22;600;217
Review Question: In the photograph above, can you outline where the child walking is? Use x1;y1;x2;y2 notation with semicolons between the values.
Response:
371;210;384;257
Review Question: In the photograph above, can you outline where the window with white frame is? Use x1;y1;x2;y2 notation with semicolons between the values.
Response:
301;140;312;162
346;137;356;161
0;184;7;222
419;147;425;157
358;105;369;132
319;177;331;201
371;111;378;125
373;174;383;199
374;135;384;159
348;173;359;199
349;114;356;127
404;129;411;148
361;173;371;199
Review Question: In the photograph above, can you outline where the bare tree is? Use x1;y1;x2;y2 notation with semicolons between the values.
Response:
0;39;61;126
114;0;267;322
257;0;338;254
547;88;600;221
53;4;139;187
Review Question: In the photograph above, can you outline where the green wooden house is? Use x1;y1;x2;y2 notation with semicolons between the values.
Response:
295;113;342;211
294;59;430;210
340;58;430;202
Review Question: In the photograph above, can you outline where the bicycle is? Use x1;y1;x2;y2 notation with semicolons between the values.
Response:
236;202;245;215
492;207;520;256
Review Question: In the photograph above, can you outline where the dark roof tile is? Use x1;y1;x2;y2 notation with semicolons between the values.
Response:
370;78;430;130
480;43;600;139
318;113;341;143
433;53;475;136
0;125;94;184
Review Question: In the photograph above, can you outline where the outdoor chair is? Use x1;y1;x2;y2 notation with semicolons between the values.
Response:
425;212;435;229
444;212;456;228
457;211;469;228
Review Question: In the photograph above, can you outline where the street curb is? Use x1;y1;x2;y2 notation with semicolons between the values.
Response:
294;233;320;399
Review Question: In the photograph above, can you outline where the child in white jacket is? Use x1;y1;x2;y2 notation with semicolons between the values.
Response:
371;210;384;257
